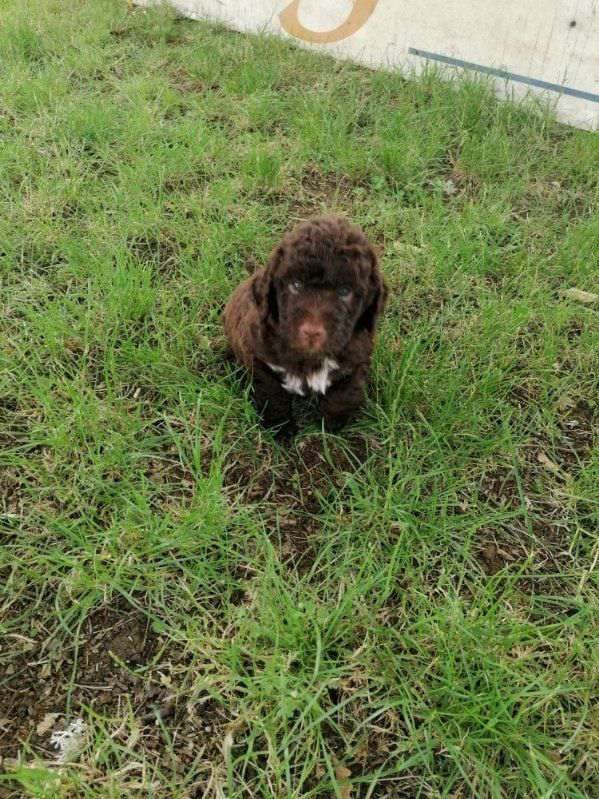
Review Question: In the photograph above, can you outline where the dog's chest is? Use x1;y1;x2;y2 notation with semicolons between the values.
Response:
268;359;339;396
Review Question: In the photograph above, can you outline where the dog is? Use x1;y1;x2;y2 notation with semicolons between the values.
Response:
224;215;387;434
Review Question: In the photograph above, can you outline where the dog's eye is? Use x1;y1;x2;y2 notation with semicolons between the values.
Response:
289;280;303;293
337;286;352;299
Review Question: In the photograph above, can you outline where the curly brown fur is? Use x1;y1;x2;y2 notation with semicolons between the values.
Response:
223;215;387;434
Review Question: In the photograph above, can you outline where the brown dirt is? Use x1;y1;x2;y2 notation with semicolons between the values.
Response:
267;164;367;222
441;161;482;203
512;179;589;221
126;232;181;273
475;399;596;576
0;468;27;521
168;66;221;96
554;398;595;468
1;606;232;799
224;430;371;569
479;541;508;575
0;606;157;760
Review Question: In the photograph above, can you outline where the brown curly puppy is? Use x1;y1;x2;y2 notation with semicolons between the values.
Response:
224;215;387;434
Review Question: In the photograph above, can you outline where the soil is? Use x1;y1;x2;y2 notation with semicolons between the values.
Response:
476;398;596;576
0;599;233;799
0;606;156;760
224;429;371;570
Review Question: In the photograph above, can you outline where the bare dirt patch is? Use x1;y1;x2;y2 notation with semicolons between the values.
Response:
513;179;589;221
224;431;370;568
476;399;596;576
554;398;595;468
127;232;181;274
436;159;482;205
168;66;221;96
1;603;233;795
0;606;158;760
268;164;367;222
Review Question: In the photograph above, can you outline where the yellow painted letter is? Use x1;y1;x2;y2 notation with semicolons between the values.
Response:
279;0;379;44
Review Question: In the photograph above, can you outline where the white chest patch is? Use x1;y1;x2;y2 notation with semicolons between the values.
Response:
306;359;339;394
268;359;338;396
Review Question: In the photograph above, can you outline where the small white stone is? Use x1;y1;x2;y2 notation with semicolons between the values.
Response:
50;718;87;763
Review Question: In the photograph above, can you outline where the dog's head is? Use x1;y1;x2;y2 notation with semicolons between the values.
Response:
253;216;387;358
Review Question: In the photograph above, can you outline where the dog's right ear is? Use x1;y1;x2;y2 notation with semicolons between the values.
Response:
355;248;388;333
252;244;283;322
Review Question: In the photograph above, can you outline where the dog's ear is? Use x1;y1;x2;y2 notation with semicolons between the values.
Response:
252;244;283;322
355;251;388;332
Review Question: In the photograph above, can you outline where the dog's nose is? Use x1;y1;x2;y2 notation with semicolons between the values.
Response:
298;320;326;350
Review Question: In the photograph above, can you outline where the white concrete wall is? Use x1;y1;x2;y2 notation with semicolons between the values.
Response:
140;1;599;129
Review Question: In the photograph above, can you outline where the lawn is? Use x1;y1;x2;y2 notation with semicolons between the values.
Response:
0;1;598;797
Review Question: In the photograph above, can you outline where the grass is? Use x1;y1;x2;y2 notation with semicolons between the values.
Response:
0;1;598;796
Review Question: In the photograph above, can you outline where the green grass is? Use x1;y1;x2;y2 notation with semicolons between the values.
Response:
1;1;598;797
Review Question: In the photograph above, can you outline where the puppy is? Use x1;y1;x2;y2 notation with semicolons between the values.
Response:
224;215;387;433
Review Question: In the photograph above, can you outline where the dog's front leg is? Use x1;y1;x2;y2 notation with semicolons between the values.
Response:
251;363;295;436
319;368;366;431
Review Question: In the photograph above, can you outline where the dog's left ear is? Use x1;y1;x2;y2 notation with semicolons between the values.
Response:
356;251;388;332
252;244;283;322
